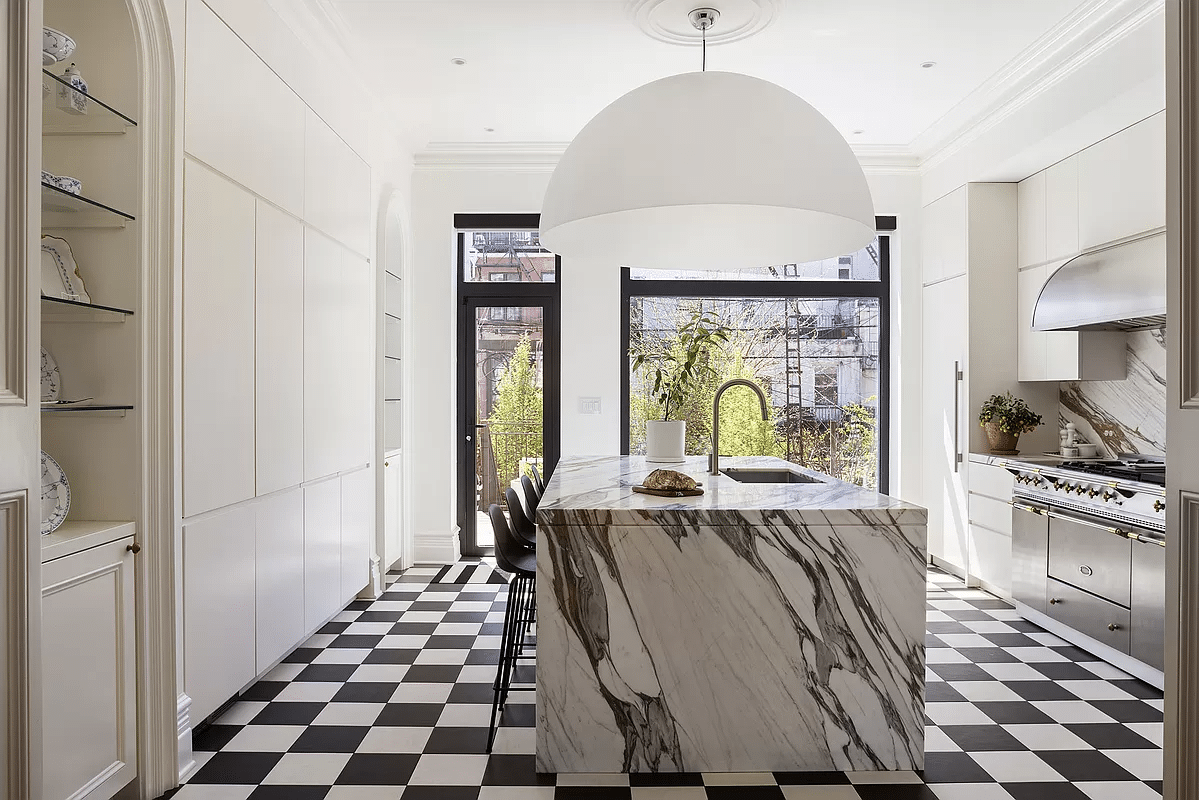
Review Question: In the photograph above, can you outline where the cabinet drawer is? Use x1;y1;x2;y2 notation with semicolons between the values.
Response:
1048;515;1131;606
968;462;1015;500
1131;538;1166;671
1046;578;1130;655
970;494;1013;536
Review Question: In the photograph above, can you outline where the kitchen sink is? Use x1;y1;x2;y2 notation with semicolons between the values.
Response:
720;468;823;484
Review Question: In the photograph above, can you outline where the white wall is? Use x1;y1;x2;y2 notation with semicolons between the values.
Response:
408;166;925;560
166;0;413;735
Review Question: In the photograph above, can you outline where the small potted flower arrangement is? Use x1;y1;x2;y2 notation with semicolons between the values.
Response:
978;392;1043;455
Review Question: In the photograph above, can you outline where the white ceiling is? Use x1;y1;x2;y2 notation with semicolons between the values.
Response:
320;0;1104;151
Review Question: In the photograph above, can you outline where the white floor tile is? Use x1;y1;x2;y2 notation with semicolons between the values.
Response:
945;681;1023;702
414;648;472;665
1001;724;1092;751
976;663;1051;682
926;611;954;622
1146;698;1165;711
261;752;352;784
368;601;412;612
437;703;493;726
845;771;923;784
324;788;405;800
173;786;255;800
936;634;999;649
701;773;778;785
347;664;410;683
1125;721;1164;747
930;784;1016;800
969;751;1063;782
343;622;395;635
478;788;555;800
780;788;864;800
925;702;994;726
556;773;632;786
1056;680;1136;701
986;609;1024;621
222;725;305;752
408;754;489;785
924;726;963;752
356;726;432;754
262;663;305;682
1008;647;1070;663
1030;701;1118;724
927;668;945;683
311;703;385;726
458;664;501;683
435;622;485;636
389;682;454;704
1080;661;1134;680
378;635;431;649
961;621;1018;634
490;726;535;754
1024;631;1070;647
631;789;710;800
451;602;494;612
334;610;361;622
927;649;971;664
927;600;977;611
1076;782;1165;800
403;611;448;623
313;648;371;665
1101;749;1163;781
273;682;341;702
213;701;267;726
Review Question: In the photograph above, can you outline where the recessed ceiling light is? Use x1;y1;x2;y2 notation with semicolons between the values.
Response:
921;61;936;69
451;57;467;66
484;127;495;133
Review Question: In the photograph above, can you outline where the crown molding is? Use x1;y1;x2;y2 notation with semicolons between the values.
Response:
414;141;919;174
914;0;1164;170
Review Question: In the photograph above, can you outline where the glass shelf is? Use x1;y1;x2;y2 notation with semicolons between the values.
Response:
41;295;134;322
41;404;133;415
42;69;137;134
42;182;135;228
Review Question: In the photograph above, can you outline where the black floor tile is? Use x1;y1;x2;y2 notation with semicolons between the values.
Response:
295;664;360;683
374;702;446;726
1003;782;1091;800
364;648;420;665
192;724;240;752
1065;722;1159;750
1006;680;1080;702
466;649;500;665
402;665;464;683
444;612;490;623
925;683;967;703
772;771;850;785
448;683;497;704
331;682;399;703
283;647;323;664
1089;700;1163;723
1036;749;1138;782
973;701;1055;725
409;601;454;612
853;785;940;799
189;752;284;784
499;703;535;727
981;633;1041;648
553;788;632;800
955;647;1021;664
335;753;420;785
401;789;481;800
1051;645;1103;662
318;621;350;635
942;609;996;621
928;663;995;682
240;681;287;702
289;725;369;753
1027;662;1102;681
249;786;330;800
356;610;406;623
1111;680;1164;700
940;725;1029;752
330;634;385;649
701;788;784;800
628;772;705;786
391;622;441;635
249;702;326;726
426;635;481;649
482;754;556;785
921;752;993;783
423;726;490;754
926;622;974;635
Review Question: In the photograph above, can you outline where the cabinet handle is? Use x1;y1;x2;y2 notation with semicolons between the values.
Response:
1049;597;1060;605
127;542;141;555
384;462;390;467
1108;623;1121;632
953;361;964;473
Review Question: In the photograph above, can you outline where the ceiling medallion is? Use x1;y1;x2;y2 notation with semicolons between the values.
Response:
627;0;782;46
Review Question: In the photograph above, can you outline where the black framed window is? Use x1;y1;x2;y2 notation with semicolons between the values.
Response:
622;216;895;493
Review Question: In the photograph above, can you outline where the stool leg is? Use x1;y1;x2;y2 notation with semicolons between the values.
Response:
499;574;528;710
487;574;520;752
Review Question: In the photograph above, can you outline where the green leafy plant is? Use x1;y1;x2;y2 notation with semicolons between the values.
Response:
630;310;731;421
978;392;1043;435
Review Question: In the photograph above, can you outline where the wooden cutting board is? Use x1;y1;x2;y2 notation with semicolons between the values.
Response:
632;485;704;497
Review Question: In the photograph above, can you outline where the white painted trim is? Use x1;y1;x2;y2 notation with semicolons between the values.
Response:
1016;602;1164;690
414;530;458;566
917;0;1164;170
0;0;30;408
176;693;195;783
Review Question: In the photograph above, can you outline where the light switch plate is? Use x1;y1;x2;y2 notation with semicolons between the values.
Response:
579;397;601;415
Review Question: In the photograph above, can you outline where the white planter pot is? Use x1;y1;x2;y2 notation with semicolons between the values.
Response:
645;420;686;463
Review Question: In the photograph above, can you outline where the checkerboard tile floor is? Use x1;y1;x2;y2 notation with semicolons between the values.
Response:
170;564;1163;800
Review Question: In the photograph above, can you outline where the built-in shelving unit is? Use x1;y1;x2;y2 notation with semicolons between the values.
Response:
42;405;134;417
41;294;134;319
41;519;136;564
41;181;135;228
42;69;137;135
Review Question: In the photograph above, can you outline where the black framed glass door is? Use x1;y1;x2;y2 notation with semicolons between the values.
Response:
456;217;561;556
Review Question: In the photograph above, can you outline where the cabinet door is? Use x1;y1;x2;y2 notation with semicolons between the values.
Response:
42;538;136;800
1017;266;1048;381
1077;113;1167;250
922;276;969;572
384;457;401;573
1044;157;1080;261
1018;170;1047;269
1011;502;1049;613
1131;539;1165;671
341;468;373;604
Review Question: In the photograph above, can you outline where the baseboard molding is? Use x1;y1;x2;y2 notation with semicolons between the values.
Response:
929;555;969;582
361;554;383;599
177;693;195;783
414;530;458;565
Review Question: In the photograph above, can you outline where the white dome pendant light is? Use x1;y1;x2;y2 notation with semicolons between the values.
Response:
540;7;875;270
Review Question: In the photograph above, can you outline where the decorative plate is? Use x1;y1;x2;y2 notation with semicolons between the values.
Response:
40;451;70;535
40;235;90;303
40;347;60;402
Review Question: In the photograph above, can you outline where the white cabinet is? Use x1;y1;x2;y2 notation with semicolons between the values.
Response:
968;461;1016;597
1016;263;1126;382
304;478;343;630
1077;113;1166;251
1044;158;1080;261
255;489;306;670
1018;171;1047;269
42;537;136;800
341;468;373;603
384;455;402;572
921;187;967;284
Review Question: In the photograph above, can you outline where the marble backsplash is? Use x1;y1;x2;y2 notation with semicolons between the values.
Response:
1060;327;1166;457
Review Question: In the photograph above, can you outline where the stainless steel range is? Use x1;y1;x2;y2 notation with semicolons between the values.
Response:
1007;454;1165;688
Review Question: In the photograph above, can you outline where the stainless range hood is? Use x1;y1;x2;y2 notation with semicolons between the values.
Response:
1032;232;1166;332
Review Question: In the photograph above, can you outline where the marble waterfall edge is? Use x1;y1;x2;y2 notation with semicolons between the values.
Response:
535;456;927;774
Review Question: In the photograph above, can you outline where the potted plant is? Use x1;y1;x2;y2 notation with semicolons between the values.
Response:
631;310;730;463
978;392;1044;455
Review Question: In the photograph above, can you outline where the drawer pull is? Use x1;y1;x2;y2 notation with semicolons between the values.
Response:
1108;623;1121;632
1079;565;1093;577
127;542;141;555
1045;510;1129;538
1050;597;1061;605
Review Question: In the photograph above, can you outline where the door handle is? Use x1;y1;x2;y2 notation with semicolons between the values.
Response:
1045;509;1129;538
953;361;964;473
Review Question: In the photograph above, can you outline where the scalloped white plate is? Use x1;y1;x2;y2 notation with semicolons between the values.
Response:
40;235;90;303
40;451;70;535
40;346;60;402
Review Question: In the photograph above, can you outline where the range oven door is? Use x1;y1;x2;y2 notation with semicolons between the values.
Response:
1011;498;1049;613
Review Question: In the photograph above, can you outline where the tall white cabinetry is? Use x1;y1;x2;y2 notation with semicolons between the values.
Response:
922;184;1058;583
1016;113;1167;382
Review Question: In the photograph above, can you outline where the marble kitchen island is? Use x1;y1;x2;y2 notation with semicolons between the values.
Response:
534;455;928;774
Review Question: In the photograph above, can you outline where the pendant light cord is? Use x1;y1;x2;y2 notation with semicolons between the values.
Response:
702;25;707;71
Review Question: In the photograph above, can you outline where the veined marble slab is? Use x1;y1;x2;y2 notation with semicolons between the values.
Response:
535;455;927;529
536;455;927;774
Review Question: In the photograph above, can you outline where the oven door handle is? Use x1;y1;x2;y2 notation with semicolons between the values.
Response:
1131;530;1167;548
1044;509;1131;539
1008;501;1044;515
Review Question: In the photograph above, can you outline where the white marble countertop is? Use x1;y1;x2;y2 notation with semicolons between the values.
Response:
536;455;926;527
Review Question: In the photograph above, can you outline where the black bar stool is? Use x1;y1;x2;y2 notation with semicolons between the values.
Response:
521;473;541;512
486;504;536;752
530;464;546;495
505;487;537;550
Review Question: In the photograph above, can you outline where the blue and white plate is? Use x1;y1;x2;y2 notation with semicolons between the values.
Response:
40;451;70;535
40;347;60;402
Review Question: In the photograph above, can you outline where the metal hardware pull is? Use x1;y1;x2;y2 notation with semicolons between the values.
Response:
1108;623;1120;632
127;542;141;554
1008;501;1044;515
1050;597;1061;605
953;361;964;473
1045;510;1128;538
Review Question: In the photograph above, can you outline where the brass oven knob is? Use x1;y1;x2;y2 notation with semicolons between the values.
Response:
1154;500;1166;513
1074;485;1088;495
1088;488;1101;498
1102;491;1115;502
